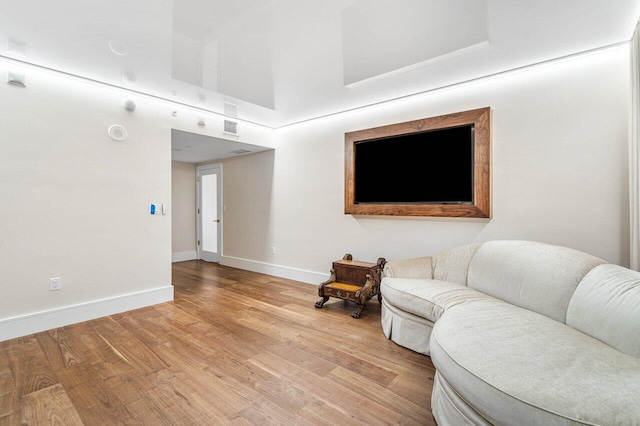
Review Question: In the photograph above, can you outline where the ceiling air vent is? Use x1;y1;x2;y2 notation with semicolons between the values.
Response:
224;102;238;118
230;149;251;155
224;119;239;135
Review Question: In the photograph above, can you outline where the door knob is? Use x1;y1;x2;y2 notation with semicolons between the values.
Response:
213;219;220;223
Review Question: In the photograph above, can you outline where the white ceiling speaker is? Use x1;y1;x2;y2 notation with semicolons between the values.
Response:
108;125;128;141
108;40;129;56
123;99;136;111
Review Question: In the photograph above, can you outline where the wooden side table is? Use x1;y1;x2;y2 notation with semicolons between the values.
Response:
315;254;386;318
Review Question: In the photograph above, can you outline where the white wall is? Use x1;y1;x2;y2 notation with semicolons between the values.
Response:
221;151;275;260
0;63;174;340
171;161;196;261
221;46;631;281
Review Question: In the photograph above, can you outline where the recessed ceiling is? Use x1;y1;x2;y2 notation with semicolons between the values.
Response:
1;0;639;128
171;129;272;163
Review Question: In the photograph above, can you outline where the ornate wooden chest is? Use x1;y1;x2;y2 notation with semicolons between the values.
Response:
315;254;385;318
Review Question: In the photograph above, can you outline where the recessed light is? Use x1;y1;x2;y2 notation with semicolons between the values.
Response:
108;125;128;141
171;90;177;97
109;40;129;56
122;72;137;85
171;111;178;117
230;149;251;155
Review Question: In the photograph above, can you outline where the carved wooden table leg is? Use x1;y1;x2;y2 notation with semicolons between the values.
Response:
315;296;329;309
315;268;336;309
351;304;365;319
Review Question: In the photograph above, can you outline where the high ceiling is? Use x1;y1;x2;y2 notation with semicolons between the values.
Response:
1;0;639;128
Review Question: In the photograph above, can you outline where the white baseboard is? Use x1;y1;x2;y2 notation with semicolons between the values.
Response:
0;285;174;342
221;256;329;285
172;251;197;263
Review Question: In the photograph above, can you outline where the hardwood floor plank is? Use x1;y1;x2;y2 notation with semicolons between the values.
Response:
0;412;21;426
1;260;435;425
298;399;356;426
327;366;434;424
20;384;83;426
149;368;229;425
149;339;259;419
388;372;435;409
0;348;19;423
65;377;136;423
6;338;58;397
0;365;20;423
248;351;407;425
237;397;314;425
36;329;84;372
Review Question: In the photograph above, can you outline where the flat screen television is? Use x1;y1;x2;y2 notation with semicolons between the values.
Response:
354;125;473;204
344;107;491;218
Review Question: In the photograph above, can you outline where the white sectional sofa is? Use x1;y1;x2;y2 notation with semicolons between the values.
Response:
380;240;640;425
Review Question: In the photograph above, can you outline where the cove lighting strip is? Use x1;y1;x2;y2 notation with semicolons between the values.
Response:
0;54;271;130
0;40;629;130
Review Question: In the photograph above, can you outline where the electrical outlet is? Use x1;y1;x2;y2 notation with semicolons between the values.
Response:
50;277;62;291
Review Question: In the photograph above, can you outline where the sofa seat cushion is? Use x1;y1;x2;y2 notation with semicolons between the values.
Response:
431;300;640;425
381;278;495;323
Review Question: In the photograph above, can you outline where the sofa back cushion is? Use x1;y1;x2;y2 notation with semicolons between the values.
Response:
466;241;605;323
566;264;640;358
432;243;482;285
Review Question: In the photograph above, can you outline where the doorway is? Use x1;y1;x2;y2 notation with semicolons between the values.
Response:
196;164;222;262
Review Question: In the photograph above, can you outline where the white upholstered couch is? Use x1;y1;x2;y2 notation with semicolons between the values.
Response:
380;240;640;425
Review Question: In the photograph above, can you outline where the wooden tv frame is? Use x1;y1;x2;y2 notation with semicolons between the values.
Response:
345;107;491;218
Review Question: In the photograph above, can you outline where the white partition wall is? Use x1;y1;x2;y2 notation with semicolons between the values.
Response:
630;22;640;271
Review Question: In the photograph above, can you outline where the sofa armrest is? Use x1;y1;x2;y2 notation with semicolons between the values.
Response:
383;257;433;279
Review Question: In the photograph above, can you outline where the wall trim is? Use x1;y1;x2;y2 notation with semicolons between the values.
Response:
221;255;329;285
172;251;197;263
0;285;174;342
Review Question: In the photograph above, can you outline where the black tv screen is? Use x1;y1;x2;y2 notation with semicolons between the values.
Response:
354;125;474;204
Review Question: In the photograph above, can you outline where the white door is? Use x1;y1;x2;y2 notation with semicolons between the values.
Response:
196;164;222;262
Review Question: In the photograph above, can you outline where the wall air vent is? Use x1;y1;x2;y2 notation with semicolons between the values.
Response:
230;149;251;155
224;120;239;135
224;102;238;118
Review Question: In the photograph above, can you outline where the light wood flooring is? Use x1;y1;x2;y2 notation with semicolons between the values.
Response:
0;260;436;425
